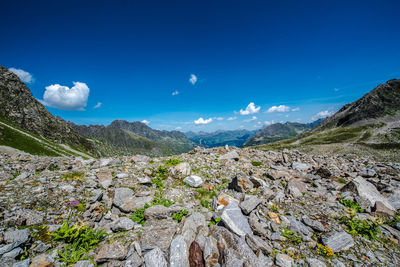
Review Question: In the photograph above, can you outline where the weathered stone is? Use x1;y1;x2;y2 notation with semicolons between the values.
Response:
95;242;128;263
97;170;113;189
239;195;262;215
141;219;178;252
30;254;54;267
72;260;94;267
137;176;152;185
182;212;208;246
219;150;240;161
306;258;327;267
144;205;172;220
113;187;135;212
374;200;395;215
170;235;190;267
12;258;30;267
3;247;23;259
245;234;272;254
275;253;294;267
116;173;128;178
228;175;253;192
321;231;354;253
203;236;219;267
189;241;205;267
221;202;252;237
184;175;203;188
358;168;376;178
89;189;103;203
15;209;44;225
124;247;142;267
130;155;150;164
111;217;135;232
144;247;168;267
288;216;313;236
292;162;309;171
4;229;30;245
302;216;326;232
287;179;307;197
341;176;394;212
173;162;191;177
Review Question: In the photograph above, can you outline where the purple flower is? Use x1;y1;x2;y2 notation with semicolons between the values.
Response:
71;200;79;206
66;201;70;207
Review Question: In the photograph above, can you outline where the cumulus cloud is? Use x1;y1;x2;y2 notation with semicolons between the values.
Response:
175;126;182;130
245;116;257;122
141;120;150;125
189;74;197;85
9;68;33;83
227;116;237;121
172;90;179;96
239;102;260;115
214;117;224;121
311;110;333;121
291;107;300;111
194;117;212;125
266;105;290;113
40;82;89;111
94;102;102;109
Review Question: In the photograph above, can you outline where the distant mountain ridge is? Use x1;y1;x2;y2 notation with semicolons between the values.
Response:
0;65;97;157
69;120;195;156
186;129;257;148
243;119;323;147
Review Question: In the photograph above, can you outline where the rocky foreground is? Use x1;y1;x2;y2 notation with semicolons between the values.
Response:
1;147;400;267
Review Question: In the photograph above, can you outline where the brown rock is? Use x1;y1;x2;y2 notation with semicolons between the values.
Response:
30;254;54;267
189;241;205;267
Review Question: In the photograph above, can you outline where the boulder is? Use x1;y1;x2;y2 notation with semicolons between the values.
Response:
141;219;178;252
183;175;203;188
169;235;190;267
95;242;128;263
97;170;113;189
221;202;252;237
239;195;262;215
228;175;253;192
144;247;168;267
321;231;354;253
275;253;294;267
111;217;135;232
292;162;309;171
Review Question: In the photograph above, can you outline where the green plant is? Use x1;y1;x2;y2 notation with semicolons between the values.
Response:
130;193;174;226
130;207;146;226
61;171;85;181
200;199;211;209
280;180;287;189
151;176;165;189
165;158;182;166
151;192;174;207
337;178;347;184
315;243;334;258
156;166;169;177
337;214;381;240
270;203;279;213
172;209;188;222
281;227;302;244
251;161;263;166
338;198;364;213
51;222;106;264
208;217;221;226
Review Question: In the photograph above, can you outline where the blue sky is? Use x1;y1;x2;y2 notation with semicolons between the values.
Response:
1;0;399;132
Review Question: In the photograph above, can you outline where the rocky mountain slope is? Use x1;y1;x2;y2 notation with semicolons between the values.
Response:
243;120;323;147
186;129;256;148
256;80;400;162
1;147;400;266
69;120;195;157
0;66;97;157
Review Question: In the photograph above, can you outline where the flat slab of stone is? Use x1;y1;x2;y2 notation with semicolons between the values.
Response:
239;195;262;215
95;242;128;263
321;231;354;253
221;202;252;237
144;247;168;267
183;175;203;188
141;219;178;252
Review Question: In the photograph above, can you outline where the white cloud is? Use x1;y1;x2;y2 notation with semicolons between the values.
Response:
172;90;179;96
266;105;290;113
334;88;339;92
291;107;300;111
141;120;150;125
214;117;224;121
175;126;182;130
94;102;102;109
239;102;260;115
311;110;333;121
227;116;237;121
245;116;257;122
9;68;33;83
264;120;275;125
189;74;197;85
194;117;212;125
40;82;89;111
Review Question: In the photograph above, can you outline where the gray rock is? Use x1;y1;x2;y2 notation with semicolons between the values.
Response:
239;195;262;215
287;216;313;237
12;258;30;267
203;236;219;267
169;235;190;267
95;242;128;263
228;175;253;192
182;212;208;246
358;168;376;177
97;170;113;189
15;209;44;225
245;234;272;254
144;247;168;267
32;240;50;253
306;258;327;267
173;162;191;177
331;259;346;267
302;216;326;232
389;189;400;210
137;176;152;185
130;155;150;164
89;189;103;203
221;202;252;237
113;187;135;212
183;175;203;188
141;219;178;252
321;231;354;253
30;254;54;267
292;162;309;171
72;260;94;267
111;217;135;232
4;229;30;245
14;172;31;181
219;150;240;161
3;247;23;259
124;247;142;267
275;253;294;267
341;176;394;212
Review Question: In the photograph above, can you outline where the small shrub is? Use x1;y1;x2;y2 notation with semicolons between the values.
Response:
337;215;381;240
51;222;105;264
251;161;263;166
156;166;169;177
200;199;211;209
338;198;364;213
165;158;182;166
208;217;221;226
62;171;85;181
151;177;165;189
130;193;174;226
172;209;188;222
130;208;146;226
270;203;279;213
338;178;347;184
151;192;174;207
280;228;302;244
